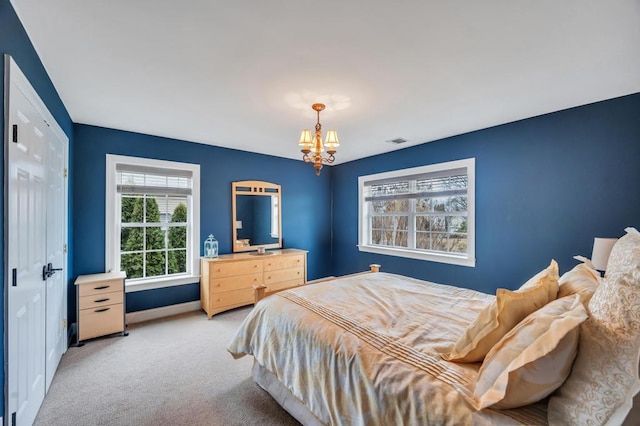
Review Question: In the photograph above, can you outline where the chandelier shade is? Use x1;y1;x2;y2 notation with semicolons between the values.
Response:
324;130;339;150
298;103;339;175
298;130;312;148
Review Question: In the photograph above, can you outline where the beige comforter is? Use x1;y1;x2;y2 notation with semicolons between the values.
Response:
227;272;548;425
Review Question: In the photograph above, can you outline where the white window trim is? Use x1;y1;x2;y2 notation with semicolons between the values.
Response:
358;158;475;267
106;154;201;292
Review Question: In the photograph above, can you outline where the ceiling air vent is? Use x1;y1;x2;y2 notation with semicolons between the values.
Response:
386;137;408;145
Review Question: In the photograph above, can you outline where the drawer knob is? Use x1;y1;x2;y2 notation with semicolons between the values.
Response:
94;307;110;313
94;298;110;303
94;285;110;290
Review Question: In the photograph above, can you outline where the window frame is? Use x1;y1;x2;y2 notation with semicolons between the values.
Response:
106;154;201;292
358;158;475;267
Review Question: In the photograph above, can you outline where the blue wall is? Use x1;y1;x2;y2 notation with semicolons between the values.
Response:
72;124;332;317
1;0;74;416
332;93;640;294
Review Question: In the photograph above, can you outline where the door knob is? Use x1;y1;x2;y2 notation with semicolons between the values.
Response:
47;262;63;273
42;263;63;280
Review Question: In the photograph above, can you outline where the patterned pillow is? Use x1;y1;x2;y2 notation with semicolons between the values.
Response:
548;228;640;426
444;260;559;363
557;256;601;309
474;295;587;409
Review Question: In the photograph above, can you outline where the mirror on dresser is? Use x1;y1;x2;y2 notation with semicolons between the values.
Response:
232;180;282;252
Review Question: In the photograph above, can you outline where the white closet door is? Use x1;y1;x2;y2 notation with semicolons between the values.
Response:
45;123;68;391
6;56;69;426
7;72;48;426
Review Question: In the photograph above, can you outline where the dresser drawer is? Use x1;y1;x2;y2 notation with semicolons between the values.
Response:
267;278;304;292
79;290;123;310
210;287;254;308
78;278;124;297
79;303;124;341
264;267;304;285
210;272;262;293
209;260;263;278
264;255;305;271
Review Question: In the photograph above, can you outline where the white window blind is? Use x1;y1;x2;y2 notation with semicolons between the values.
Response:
116;164;192;196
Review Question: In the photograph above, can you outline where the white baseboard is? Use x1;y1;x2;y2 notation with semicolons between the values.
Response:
126;300;201;324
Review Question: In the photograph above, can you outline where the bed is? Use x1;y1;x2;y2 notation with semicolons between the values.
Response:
227;228;640;425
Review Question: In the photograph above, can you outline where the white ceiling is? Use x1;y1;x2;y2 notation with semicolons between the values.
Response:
10;0;640;165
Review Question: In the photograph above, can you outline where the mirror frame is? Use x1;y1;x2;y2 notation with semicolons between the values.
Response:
232;180;282;252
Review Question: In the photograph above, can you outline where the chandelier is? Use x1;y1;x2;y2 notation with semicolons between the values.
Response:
298;103;339;176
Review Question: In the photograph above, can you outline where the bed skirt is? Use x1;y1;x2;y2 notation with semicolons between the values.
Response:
253;361;324;426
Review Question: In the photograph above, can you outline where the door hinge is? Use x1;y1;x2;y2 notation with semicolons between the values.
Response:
12;411;16;426
63;243;67;254
64;167;68;178
12;268;17;287
12;124;18;143
62;319;67;329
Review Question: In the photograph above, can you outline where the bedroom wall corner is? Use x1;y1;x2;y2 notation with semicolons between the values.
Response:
330;93;640;294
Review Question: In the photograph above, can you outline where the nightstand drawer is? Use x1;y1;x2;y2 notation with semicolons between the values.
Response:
79;291;123;310
264;267;304;285
209;260;263;278
79;303;124;341
78;278;124;297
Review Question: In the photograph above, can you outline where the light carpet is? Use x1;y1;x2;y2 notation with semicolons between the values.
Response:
34;307;300;426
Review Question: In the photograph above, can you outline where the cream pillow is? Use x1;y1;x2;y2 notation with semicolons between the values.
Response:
518;260;561;299
444;260;559;363
474;295;587;409
557;256;601;309
548;228;640;426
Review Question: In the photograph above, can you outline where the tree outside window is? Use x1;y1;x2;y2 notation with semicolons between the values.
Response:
120;196;188;280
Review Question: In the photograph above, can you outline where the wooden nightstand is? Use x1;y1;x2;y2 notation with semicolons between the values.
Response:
74;271;128;345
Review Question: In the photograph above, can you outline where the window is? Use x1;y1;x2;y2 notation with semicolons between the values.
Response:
358;158;475;267
106;155;200;291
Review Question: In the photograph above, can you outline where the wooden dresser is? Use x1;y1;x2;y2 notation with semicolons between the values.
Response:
74;271;127;343
200;248;307;319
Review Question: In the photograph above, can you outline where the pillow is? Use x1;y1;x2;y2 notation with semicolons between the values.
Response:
444;260;559;363
548;228;640;426
474;295;587;409
518;260;561;299
557;256;601;309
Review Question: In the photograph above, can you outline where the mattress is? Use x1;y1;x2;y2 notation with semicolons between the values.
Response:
228;272;548;425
